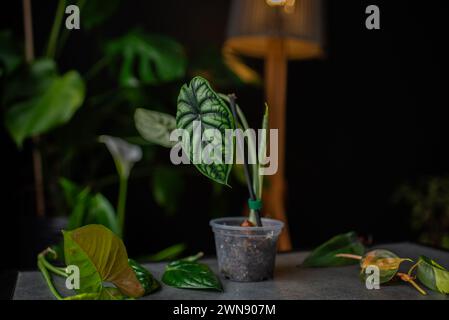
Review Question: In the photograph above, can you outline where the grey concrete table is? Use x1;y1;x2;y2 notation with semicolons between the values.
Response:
13;242;449;300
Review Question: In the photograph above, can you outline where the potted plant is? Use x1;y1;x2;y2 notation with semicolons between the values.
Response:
173;76;284;282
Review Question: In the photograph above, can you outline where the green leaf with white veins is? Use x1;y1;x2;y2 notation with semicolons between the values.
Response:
134;108;176;147
176;77;235;185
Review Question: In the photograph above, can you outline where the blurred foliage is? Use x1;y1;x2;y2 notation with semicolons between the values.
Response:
1;0;245;231
105;31;187;88
4;58;85;147
0;30;22;77
394;176;449;249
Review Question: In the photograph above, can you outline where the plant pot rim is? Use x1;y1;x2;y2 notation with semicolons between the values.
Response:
210;217;284;232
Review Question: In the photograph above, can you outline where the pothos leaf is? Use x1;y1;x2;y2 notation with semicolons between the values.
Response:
134;108;176;148
162;260;223;291
416;256;449;294
176;76;235;185
360;249;411;284
302;231;365;267
63;224;144;298
128;259;160;295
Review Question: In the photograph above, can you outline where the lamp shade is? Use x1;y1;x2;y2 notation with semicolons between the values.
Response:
225;0;324;60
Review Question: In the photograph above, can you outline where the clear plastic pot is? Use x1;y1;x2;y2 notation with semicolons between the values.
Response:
210;217;284;282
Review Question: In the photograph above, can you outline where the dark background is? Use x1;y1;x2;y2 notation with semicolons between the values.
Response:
1;0;448;270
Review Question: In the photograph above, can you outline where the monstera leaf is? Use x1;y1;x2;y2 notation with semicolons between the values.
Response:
176;77;235;185
105;31;186;87
416;256;449;294
4;58;85;147
63;224;145;298
134;108;176;147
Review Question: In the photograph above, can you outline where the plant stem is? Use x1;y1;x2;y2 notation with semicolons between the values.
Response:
38;248;68;278
228;94;262;226
117;176;128;238
23;0;46;217
37;260;63;300
335;253;363;260
397;272;427;295
22;0;34;61
235;105;258;198
46;0;66;58
183;252;204;262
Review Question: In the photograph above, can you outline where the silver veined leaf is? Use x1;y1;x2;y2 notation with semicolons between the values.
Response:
134;108;176;148
176;77;235;185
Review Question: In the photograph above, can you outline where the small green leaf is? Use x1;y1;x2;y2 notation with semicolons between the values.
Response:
360;249;411;284
105;31;186;87
176;77;235;185
128;259;160;295
64;224;145;298
134;108;176;148
302;231;365;267
162;260;223;291
416;256;449;294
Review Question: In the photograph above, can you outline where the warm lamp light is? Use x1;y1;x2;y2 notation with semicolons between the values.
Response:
224;0;325;250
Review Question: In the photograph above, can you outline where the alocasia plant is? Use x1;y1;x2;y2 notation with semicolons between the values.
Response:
38;224;159;300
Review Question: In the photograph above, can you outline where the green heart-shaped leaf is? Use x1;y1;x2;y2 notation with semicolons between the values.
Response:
176;76;235;185
128;259;160;295
63;224;144;298
302;231;365;267
162;260;223;291
134;108;176;148
360;249;411;284
416;256;449;294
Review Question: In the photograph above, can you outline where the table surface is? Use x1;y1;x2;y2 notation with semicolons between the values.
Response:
13;242;449;300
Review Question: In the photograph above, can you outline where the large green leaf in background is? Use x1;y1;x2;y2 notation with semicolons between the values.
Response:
176;77;235;185
134;108;176;148
416;256;449;294
4;58;85;147
302;231;365;267
105;31;186;87
64;224;144;298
